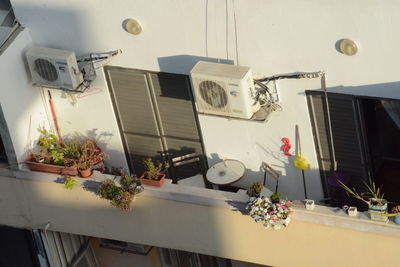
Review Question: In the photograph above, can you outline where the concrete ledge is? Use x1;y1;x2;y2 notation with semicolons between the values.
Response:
292;205;400;237
13;170;400;237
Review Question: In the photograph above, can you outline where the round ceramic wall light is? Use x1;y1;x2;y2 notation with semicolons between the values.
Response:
124;19;142;35
339;39;358;56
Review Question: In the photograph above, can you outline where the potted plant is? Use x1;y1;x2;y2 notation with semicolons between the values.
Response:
76;160;92;178
339;179;388;222
77;139;106;177
25;129;106;177
270;192;283;204
140;157;169;187
246;196;293;230
97;175;143;210
25;128;78;176
247;182;263;197
392;206;400;225
120;174;143;196
80;139;105;165
75;139;103;178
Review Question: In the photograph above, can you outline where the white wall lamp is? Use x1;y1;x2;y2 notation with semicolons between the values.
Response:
339;39;358;56
123;19;142;35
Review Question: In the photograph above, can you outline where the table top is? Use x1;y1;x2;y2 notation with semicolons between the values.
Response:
206;159;246;186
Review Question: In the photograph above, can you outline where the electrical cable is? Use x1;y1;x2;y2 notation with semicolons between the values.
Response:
232;0;239;65
253;80;281;112
76;50;121;63
252;71;324;110
254;71;323;83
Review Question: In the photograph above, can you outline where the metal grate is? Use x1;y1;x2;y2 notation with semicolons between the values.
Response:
34;58;58;82
198;80;228;108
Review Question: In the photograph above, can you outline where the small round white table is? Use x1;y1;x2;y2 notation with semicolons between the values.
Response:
206;159;246;186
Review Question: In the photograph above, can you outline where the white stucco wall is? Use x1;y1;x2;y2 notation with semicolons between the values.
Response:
7;0;400;200
0;28;49;164
38;70;129;170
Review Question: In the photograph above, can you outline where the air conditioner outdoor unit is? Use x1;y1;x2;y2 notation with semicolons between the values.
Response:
190;61;260;119
26;46;83;90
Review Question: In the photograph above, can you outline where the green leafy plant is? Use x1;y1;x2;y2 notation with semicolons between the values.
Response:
61;141;81;160
29;129;106;173
339;178;385;206
247;182;263;197
120;174;143;195
271;192;283;202
50;150;65;166
98;177;143;210
64;177;78;190
37;128;60;155
98;180;120;200
143;157;169;180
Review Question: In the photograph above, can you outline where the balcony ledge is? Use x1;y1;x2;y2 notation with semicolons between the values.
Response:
13;169;400;238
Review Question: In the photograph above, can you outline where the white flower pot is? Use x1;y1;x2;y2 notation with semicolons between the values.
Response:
305;199;315;210
348;206;357;217
368;199;388;222
283;216;291;226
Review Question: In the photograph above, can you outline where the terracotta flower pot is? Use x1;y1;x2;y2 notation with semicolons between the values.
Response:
140;172;166;187
79;168;92;178
25;154;78;176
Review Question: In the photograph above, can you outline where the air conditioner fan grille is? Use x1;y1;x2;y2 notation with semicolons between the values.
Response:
198;80;228;108
34;58;58;82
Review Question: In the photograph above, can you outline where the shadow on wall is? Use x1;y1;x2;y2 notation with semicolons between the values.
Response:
158;55;234;75
21;176;234;265
10;5;132;169
207;151;316;202
61;128;129;171
310;81;400;100
206;124;323;202
12;4;95;53
3;4;103;165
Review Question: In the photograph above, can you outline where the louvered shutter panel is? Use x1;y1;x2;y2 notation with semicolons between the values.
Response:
105;67;206;178
307;91;370;196
40;231;98;267
106;67;164;174
150;72;205;178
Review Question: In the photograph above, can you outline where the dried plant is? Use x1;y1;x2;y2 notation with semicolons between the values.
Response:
339;178;385;205
392;206;400;214
76;140;105;170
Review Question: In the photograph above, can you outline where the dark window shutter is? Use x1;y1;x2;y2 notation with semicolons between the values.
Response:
105;67;206;177
307;91;370;196
105;67;164;174
150;73;200;140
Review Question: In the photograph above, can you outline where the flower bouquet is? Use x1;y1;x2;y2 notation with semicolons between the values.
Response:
98;174;144;210
246;196;293;230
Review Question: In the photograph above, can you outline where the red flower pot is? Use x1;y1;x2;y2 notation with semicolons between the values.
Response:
79;168;92;178
25;154;78;176
140;172;166;187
